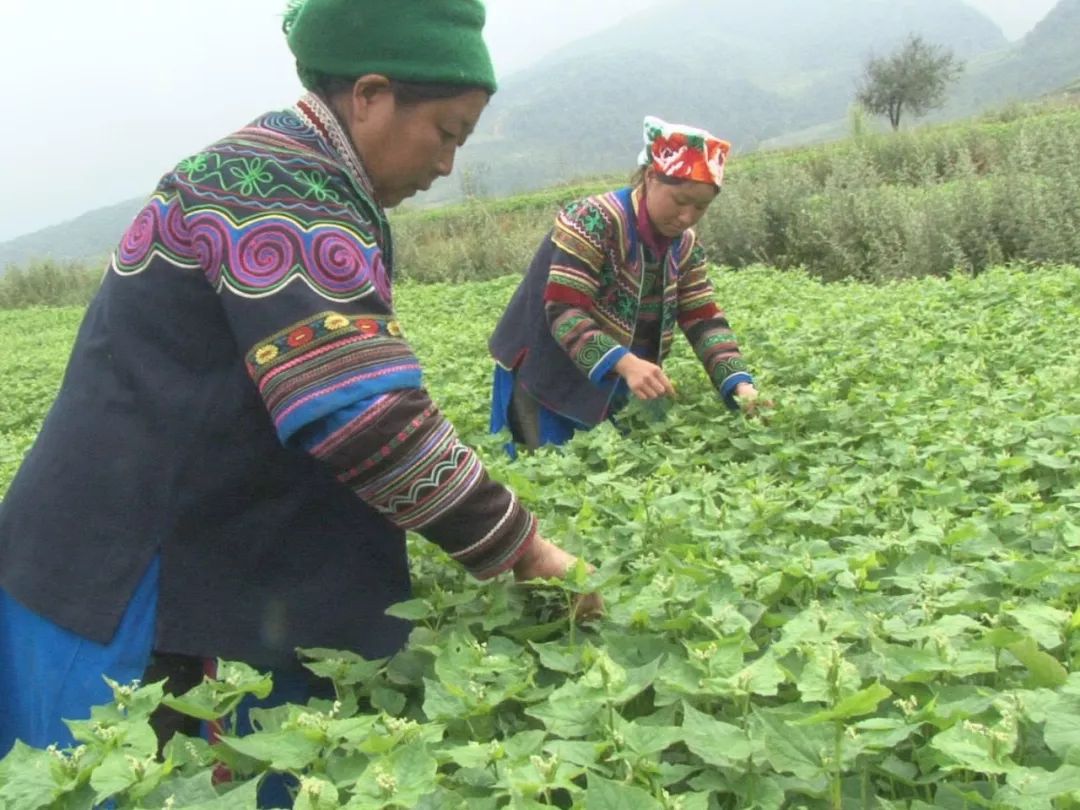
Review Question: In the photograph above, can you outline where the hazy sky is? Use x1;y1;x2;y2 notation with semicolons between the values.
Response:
0;0;659;242
0;0;1056;242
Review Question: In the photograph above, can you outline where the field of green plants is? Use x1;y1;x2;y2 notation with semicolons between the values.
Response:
2;264;1080;809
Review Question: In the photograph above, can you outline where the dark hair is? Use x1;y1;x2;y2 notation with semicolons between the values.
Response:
309;72;491;106
630;165;721;193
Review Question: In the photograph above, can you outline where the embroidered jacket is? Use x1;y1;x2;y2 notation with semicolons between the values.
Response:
490;186;751;427
0;94;534;668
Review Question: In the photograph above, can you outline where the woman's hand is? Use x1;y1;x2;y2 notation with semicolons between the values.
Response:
734;382;773;418
513;536;604;620
615;354;676;400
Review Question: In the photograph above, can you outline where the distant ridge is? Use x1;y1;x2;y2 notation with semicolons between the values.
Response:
0;197;143;270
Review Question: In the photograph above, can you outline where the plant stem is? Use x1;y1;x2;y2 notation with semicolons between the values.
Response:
833;720;844;810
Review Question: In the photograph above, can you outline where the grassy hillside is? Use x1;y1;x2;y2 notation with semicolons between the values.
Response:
0;197;140;269
391;99;1080;284
2;98;1079;309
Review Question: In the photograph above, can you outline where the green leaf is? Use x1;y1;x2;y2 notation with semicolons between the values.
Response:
351;742;439;807
754;709;829;781
298;647;387;687
162;661;273;721
180;778;261;810
90;750;141;804
1007;637;1068;688
525;683;603;738
293;776;341;810
1006;603;1069;649
614;717;682;758
1000;764;1080;801
1042;702;1080;757
217;730;324;771
930;721;1013;774
371;686;407;716
800;682;892;724
583;776;663;809
137;771;222;808
680;702;754;765
0;741;65;809
385;598;437;621
530;640;587;674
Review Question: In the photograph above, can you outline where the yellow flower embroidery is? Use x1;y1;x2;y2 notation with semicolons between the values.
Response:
387;320;403;337
255;344;280;365
323;313;350;331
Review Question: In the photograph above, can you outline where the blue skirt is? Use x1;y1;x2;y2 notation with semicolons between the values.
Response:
490;365;636;457
0;557;159;756
0;556;328;807
489;366;586;457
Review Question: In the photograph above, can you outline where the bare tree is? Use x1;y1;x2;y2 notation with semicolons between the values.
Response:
856;35;962;130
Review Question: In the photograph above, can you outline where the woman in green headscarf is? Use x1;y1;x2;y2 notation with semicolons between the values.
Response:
0;0;599;769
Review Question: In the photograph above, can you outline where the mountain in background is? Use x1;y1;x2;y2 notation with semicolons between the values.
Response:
5;0;1079;268
0;197;144;271
423;0;1006;204
961;0;1059;40
761;0;1080;148
947;0;1080;114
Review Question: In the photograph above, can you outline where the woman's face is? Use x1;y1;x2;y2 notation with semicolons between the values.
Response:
643;171;719;237
344;78;489;208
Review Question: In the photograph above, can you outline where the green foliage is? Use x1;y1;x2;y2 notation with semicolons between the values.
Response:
3;102;1080;302
856;35;963;130
0;259;102;309
391;197;551;285
3;265;1080;808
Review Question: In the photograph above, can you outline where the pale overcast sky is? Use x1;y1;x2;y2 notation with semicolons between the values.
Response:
0;0;1055;242
0;0;659;242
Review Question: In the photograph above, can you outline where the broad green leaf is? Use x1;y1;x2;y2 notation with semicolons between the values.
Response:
217;730;324;771
1006;603;1069;649
0;741;66;809
800;682;892;724
385;598;437;621
680;702;754;765
293;776;341;810
298;647;387;687
1042;703;1080;757
754;709;829;781
1001;764;1080;800
1006;637;1068;688
930;721;1014;774
525;684;603;738
180;778;261;810
529;640;587;674
350;742;438;807
583;776;662;810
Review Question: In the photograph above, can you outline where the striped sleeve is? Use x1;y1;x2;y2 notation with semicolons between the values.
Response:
543;202;628;384
305;390;537;579
244;313;537;579
676;233;752;408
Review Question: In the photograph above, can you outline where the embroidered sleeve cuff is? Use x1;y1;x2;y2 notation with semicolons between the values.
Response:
245;312;421;445
588;344;629;386
425;493;539;580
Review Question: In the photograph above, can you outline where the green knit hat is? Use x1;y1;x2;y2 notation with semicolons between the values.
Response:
284;0;497;94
